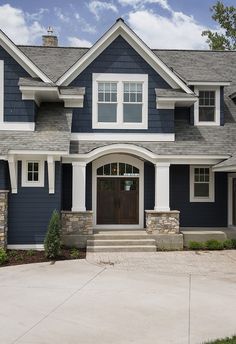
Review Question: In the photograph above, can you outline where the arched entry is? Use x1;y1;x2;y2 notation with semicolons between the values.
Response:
92;154;144;229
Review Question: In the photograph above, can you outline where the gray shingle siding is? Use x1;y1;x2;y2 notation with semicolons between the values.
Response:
0;46;36;122
70;35;174;134
8;161;62;245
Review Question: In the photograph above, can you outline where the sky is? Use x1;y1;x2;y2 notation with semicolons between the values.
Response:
0;0;234;49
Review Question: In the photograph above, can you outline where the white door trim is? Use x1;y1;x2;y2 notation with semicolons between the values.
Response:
228;173;236;226
92;154;144;229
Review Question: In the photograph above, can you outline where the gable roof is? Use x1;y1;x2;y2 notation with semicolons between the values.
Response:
0;29;51;83
53;19;193;93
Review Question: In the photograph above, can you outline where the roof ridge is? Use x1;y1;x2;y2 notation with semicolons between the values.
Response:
153;49;236;53
18;45;90;49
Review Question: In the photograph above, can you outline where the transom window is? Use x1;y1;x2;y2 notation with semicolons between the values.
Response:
93;73;148;129
199;91;215;122
27;161;39;182
97;163;139;176
190;166;214;202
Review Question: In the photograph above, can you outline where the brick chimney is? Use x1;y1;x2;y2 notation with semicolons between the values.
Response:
42;27;58;47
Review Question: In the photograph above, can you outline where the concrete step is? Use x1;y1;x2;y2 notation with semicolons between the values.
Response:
87;245;156;253
87;239;156;246
92;231;149;240
182;230;227;248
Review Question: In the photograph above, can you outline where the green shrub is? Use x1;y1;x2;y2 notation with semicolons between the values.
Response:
223;239;233;249
204;334;236;343
70;248;80;259
205;240;224;250
26;249;36;256
231;239;236;249
44;210;61;259
0;248;8;265
189;241;205;250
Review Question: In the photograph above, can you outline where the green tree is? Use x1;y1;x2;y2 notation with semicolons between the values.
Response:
202;1;236;50
44;210;61;259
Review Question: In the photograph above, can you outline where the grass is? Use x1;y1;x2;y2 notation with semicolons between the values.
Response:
204;335;236;343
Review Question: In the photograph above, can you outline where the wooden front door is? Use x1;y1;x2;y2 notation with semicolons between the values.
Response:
97;177;139;225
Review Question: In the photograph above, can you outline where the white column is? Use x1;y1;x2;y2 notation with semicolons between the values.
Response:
8;155;17;194
154;162;170;212
47;156;55;194
72;162;86;212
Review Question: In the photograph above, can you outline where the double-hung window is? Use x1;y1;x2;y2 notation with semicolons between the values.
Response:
93;73;148;129
190;166;214;202
194;86;220;126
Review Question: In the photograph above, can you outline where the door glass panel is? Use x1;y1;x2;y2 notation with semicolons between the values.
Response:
120;179;137;191
98;180;114;191
111;163;118;175
104;164;111;175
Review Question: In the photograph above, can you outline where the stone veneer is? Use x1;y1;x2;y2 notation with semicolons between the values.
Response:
145;210;180;234
0;191;8;249
61;211;93;235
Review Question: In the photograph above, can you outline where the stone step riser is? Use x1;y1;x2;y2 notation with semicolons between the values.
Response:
87;245;156;253
87;239;156;246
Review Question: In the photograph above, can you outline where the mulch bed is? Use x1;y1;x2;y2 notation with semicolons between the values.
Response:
1;248;86;267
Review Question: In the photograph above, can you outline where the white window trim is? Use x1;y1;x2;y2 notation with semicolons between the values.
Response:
92;73;148;129
194;86;221;126
22;158;45;187
190;165;215;202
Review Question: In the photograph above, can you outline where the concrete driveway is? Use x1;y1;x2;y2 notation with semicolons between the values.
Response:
1;251;236;344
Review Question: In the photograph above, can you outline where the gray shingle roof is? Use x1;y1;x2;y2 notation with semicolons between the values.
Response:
0;104;72;154
155;88;197;98
18;46;89;82
18;77;55;87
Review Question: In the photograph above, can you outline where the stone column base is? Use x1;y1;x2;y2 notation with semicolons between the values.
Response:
0;191;8;249
145;210;180;234
61;211;93;235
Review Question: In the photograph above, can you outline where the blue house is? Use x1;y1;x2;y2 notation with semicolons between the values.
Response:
0;18;235;252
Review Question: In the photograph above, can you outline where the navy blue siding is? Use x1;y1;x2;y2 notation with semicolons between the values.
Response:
0;46;36;122
8;161;62;245
170;165;227;227
70;35;174;133
144;162;155;227
0;160;9;190
61;163;92;211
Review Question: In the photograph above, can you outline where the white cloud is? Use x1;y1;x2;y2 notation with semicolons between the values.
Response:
68;36;92;47
127;10;208;49
88;1;118;20
118;0;170;10
26;8;49;21
54;7;70;23
0;4;46;44
74;13;97;34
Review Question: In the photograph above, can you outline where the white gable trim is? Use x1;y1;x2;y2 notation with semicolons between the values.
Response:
56;20;193;94
0;30;51;83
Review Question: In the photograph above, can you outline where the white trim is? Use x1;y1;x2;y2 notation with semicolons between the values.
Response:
92;154;144;229
8;155;17;193
56;20;193;94
0;31;51;82
72;162;87;212
21;157;45;188
47;156;55;194
189;165;215;202
7;244;44;250
0;60;3;122
228;173;236;226
71;133;175;142
194;86;221;126
154;162;170;211
8;150;66;156
156;97;197;109
92;73;148;129
0;122;35;131
188;81;230;86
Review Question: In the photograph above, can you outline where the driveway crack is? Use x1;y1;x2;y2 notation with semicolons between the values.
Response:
11;267;106;344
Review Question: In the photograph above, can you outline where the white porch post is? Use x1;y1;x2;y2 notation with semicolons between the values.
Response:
72;162;86;212
154;162;170;211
